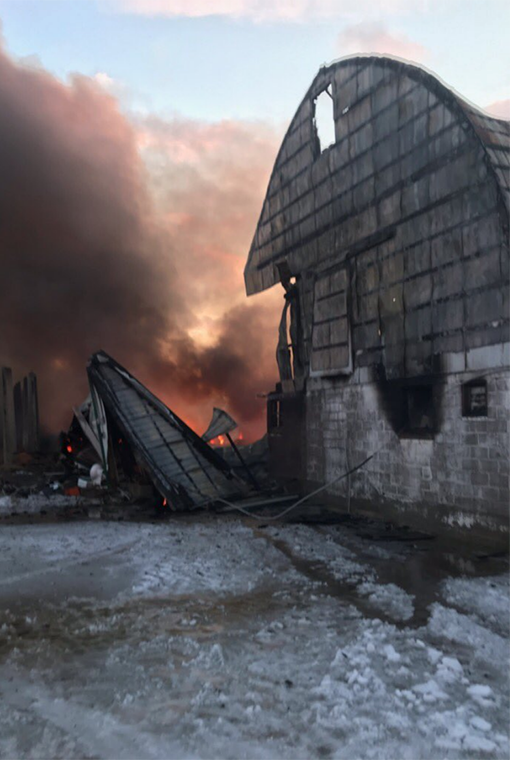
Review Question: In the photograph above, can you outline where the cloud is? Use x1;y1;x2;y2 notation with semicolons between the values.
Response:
483;99;510;119
93;71;116;92
0;43;282;441
337;22;429;62
107;0;458;23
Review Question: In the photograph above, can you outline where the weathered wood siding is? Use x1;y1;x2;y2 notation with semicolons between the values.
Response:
245;57;510;382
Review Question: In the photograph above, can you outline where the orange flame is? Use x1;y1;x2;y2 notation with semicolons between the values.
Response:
162;498;167;506
66;444;73;453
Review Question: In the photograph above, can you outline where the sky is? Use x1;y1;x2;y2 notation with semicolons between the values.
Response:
1;0;509;119
0;0;508;440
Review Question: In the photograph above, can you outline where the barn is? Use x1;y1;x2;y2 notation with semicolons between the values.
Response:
244;56;510;543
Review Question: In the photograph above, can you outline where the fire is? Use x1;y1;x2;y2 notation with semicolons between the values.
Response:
66;444;73;453
209;434;227;446
162;497;167;506
208;432;246;447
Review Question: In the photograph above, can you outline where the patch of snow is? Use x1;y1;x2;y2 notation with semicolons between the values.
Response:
412;678;448;702
428;603;508;667
442;575;510;636
382;644;401;663
265;524;372;584
357;581;414;622
0;493;81;515
470;715;492;732
462;733;497;753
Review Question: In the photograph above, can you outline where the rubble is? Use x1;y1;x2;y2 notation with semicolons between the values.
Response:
0;351;275;521
86;351;253;509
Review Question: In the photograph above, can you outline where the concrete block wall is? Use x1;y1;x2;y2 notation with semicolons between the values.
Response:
305;361;510;541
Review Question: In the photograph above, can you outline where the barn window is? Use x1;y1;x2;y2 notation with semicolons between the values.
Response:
310;267;352;376
313;86;335;154
462;379;488;417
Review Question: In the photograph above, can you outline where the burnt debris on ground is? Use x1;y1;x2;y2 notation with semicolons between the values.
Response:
1;351;278;521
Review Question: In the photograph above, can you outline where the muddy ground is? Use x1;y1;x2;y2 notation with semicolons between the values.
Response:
0;509;508;759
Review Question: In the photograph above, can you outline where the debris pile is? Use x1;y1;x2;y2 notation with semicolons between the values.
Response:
1;351;273;520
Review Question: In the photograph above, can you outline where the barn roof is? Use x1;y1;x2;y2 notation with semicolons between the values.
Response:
87;351;248;509
244;55;510;295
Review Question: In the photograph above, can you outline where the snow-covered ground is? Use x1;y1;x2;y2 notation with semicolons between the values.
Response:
0;493;81;516
0;514;508;759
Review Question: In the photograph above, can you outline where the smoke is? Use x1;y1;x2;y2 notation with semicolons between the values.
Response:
0;42;282;441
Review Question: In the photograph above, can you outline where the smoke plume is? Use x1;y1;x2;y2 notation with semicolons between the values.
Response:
0;43;282;441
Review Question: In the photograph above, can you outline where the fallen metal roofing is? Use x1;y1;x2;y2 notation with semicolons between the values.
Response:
72;396;103;460
87;351;248;509
202;407;238;442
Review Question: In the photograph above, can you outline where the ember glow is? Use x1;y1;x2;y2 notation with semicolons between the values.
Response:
0;41;282;443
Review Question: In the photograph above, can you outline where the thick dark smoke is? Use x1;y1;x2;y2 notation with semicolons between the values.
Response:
0;43;282;441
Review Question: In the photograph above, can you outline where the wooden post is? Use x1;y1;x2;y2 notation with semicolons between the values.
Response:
13;381;23;452
26;373;39;452
2;368;16;466
22;376;29;452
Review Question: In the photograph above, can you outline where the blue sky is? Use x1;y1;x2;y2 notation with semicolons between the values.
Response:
1;0;509;123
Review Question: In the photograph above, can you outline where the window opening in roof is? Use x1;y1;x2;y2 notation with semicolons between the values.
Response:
313;85;335;154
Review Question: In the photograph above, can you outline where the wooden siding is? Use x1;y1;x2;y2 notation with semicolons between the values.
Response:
245;56;510;380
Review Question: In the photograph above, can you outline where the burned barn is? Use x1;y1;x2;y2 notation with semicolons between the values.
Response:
244;56;510;542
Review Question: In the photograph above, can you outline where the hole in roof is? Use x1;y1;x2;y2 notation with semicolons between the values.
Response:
313;85;335;154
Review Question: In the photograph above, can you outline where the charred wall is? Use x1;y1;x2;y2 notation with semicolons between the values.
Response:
245;57;509;384
245;56;510;541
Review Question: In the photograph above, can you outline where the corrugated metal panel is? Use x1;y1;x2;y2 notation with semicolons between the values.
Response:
202;407;238;442
87;351;247;509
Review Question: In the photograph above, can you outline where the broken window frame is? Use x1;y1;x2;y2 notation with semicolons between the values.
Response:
462;379;488;418
312;84;335;156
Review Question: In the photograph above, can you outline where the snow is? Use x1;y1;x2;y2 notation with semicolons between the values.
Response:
0;493;81;515
357;581;414;622
0;512;508;759
442;575;510;636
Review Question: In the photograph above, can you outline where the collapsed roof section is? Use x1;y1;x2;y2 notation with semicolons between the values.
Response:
202;407;238;442
87;351;248;509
